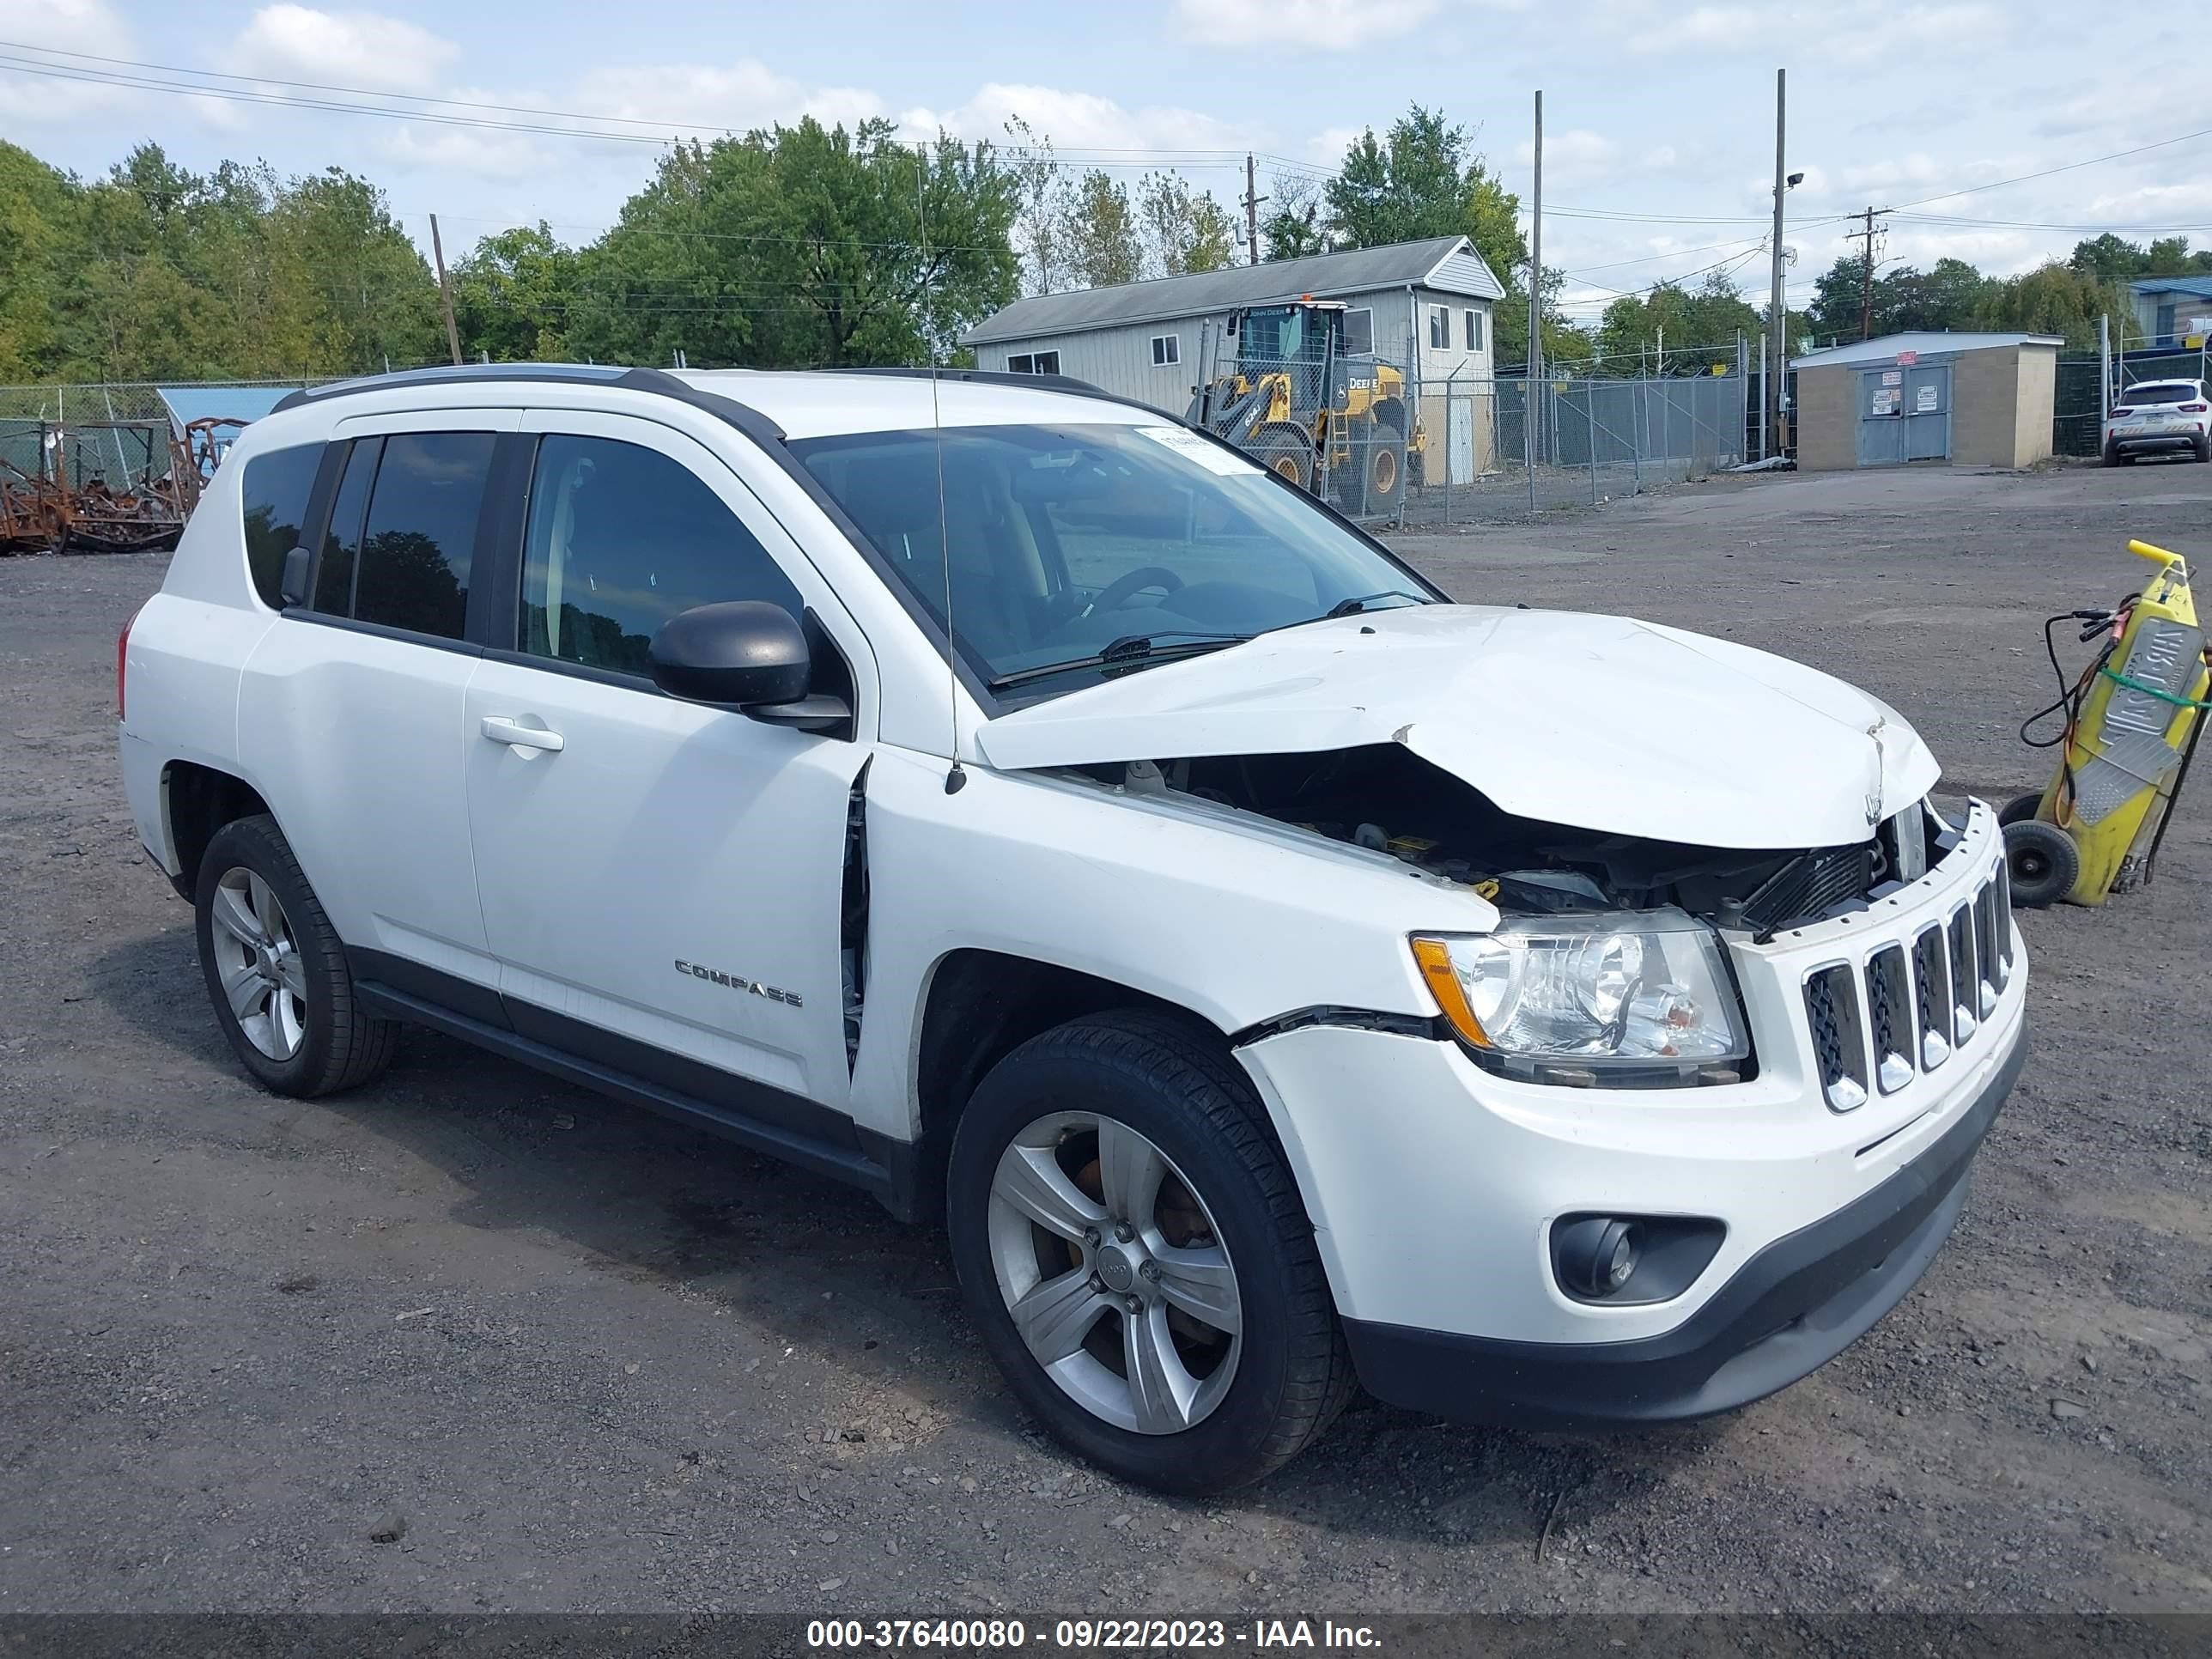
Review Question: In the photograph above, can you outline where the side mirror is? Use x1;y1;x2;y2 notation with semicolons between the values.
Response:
278;544;313;607
648;601;850;734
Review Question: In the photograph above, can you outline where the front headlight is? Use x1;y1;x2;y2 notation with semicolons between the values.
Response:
1412;909;1750;1087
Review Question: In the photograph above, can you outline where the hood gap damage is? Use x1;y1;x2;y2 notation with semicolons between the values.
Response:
1077;744;1941;937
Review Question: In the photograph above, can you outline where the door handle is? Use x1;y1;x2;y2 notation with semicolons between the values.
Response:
480;715;564;752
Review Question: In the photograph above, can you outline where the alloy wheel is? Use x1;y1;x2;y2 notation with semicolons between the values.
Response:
986;1110;1243;1435
207;866;308;1060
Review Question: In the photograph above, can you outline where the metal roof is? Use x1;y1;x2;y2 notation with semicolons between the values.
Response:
1790;331;2063;370
962;236;1502;346
155;384;307;434
2129;276;2212;298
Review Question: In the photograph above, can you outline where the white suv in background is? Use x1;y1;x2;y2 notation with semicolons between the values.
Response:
116;363;2027;1492
2103;378;2212;464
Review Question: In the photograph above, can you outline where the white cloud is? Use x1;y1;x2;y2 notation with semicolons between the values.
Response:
574;60;884;136
374;125;553;181
902;83;1257;155
1512;127;1678;189
1628;0;2002;64
228;4;460;95
1169;0;1443;51
0;0;137;125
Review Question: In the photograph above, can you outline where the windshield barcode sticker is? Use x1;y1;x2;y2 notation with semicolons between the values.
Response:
1133;425;1264;476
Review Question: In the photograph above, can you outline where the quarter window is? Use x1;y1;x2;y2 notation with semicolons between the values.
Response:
1151;334;1181;367
349;432;495;641
240;442;322;610
518;434;803;678
1341;307;1374;355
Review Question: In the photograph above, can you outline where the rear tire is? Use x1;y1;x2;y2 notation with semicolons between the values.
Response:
194;814;398;1097
945;1010;1352;1494
2003;818;2079;908
2102;442;2121;467
2194;437;2209;464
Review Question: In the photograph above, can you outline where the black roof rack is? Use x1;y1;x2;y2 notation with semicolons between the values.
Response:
268;363;789;439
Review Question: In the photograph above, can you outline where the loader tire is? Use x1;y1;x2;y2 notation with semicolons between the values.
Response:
1997;792;2043;828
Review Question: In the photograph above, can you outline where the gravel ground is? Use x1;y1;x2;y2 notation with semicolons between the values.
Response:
1;460;2207;1615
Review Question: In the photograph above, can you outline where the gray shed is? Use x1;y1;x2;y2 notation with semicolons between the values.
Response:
1790;331;2063;471
962;235;1504;412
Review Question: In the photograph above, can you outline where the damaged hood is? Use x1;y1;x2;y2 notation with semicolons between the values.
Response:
977;605;1940;849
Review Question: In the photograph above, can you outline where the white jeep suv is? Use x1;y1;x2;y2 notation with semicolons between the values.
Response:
116;363;2027;1493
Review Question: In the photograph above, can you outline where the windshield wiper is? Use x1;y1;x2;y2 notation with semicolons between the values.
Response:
1323;588;1429;619
986;631;1252;691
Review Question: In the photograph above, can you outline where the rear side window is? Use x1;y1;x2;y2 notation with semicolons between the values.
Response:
240;442;322;610
313;439;379;614
350;432;495;640
518;434;802;677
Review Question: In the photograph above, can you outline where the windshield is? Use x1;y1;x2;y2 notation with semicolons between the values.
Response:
791;422;1435;697
2118;384;2197;406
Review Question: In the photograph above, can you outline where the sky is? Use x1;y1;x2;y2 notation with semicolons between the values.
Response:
5;0;2207;331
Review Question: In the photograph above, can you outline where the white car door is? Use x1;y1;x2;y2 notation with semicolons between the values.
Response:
237;409;519;1006
461;410;875;1131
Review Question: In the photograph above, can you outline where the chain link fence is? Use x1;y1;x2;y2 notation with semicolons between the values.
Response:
2053;347;2212;459
1183;332;1750;528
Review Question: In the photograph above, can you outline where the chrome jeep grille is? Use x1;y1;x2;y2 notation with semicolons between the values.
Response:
1801;866;2011;1113
1865;945;1915;1095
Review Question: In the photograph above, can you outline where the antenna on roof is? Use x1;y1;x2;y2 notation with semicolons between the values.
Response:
916;139;965;796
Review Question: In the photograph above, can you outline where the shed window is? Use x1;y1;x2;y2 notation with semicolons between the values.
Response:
1341;307;1374;355
1151;334;1181;367
1429;306;1449;349
1464;309;1484;352
1006;351;1061;375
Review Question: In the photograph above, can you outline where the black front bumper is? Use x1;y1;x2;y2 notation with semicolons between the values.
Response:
1343;1021;2026;1430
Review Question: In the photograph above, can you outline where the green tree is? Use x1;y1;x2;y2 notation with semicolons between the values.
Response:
1137;172;1236;277
1322;105;1525;289
567;118;1020;369
1003;116;1070;295
1065;171;1141;289
1595;270;1762;371
0;142;81;380
1805;254;1990;343
1259;172;1328;262
453;223;580;361
1975;262;2131;351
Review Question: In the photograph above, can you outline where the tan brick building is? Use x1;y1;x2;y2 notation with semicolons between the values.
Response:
1791;332;2063;471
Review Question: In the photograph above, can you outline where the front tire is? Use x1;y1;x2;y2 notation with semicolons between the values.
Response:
945;1011;1352;1494
194;814;398;1097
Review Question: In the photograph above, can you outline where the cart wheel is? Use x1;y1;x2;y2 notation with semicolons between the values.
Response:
2003;819;2079;908
1997;791;2043;828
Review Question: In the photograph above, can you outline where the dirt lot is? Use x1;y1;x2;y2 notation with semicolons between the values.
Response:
1;461;2207;1615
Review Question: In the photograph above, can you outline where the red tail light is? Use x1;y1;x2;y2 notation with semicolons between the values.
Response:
2182;402;2209;413
116;605;141;721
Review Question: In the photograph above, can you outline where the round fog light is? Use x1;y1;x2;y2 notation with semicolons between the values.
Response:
1554;1217;1639;1298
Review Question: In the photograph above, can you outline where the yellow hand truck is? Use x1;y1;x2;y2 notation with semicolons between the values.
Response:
2002;539;2211;906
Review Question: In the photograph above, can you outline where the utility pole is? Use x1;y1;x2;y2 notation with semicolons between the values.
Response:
428;213;462;367
1529;88;1544;464
1765;69;1788;459
1241;155;1267;265
1843;205;1890;342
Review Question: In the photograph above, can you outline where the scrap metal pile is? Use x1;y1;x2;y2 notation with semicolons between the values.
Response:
0;416;241;556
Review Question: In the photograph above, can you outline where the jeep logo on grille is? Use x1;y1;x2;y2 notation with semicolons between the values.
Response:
674;959;803;1007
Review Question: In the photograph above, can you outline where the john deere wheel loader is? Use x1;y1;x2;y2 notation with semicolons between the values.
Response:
1187;300;1425;518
